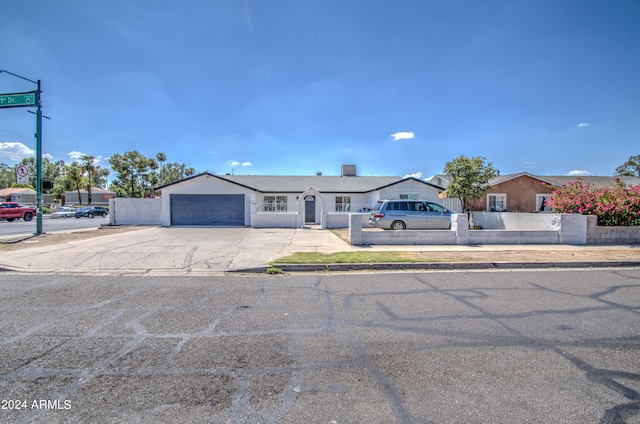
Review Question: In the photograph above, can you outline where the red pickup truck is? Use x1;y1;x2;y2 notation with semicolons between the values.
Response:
0;202;36;222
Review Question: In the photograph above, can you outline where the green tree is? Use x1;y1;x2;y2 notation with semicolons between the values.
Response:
80;155;96;204
67;162;85;205
43;159;66;194
156;152;167;170
443;155;499;213
614;154;640;177
109;151;155;198
92;167;110;189
0;163;14;188
158;162;186;186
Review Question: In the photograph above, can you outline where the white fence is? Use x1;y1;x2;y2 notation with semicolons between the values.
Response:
348;213;591;245
439;197;462;213
109;198;161;225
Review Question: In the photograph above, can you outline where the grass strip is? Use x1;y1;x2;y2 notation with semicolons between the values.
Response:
271;251;446;264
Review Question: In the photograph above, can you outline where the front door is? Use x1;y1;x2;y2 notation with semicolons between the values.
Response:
304;195;316;223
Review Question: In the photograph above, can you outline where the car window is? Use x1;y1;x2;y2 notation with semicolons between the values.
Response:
427;203;447;213
389;201;408;211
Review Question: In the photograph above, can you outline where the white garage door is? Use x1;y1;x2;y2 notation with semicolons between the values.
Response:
170;194;244;226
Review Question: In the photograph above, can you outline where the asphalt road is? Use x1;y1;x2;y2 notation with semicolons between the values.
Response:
0;216;109;239
0;269;639;423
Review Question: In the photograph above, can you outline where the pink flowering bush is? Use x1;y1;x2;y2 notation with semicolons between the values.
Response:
548;179;640;226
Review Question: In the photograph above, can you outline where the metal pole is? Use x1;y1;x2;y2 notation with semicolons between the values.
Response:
35;80;43;235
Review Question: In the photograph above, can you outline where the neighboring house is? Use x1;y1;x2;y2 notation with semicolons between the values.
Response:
0;188;54;205
438;172;640;213
63;187;116;206
155;165;446;228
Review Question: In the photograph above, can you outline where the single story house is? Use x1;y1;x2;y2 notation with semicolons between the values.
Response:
0;187;54;205
63;187;116;206
155;165;446;228
430;173;640;212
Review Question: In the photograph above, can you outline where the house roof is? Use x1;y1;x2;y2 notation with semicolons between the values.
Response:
490;173;640;189
544;175;640;189
489;172;563;187
157;173;446;193
0;187;36;196
433;172;640;190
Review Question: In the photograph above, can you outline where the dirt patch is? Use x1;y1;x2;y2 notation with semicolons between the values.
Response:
408;249;640;263
0;226;146;252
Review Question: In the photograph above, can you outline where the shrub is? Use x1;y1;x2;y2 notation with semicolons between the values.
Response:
548;179;640;226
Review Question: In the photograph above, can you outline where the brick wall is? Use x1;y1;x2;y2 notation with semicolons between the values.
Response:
586;216;640;244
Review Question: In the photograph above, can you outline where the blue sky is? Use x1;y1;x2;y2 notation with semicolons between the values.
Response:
1;0;639;182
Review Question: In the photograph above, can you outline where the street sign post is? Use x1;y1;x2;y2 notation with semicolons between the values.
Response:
0;91;37;108
16;165;29;184
0;70;44;234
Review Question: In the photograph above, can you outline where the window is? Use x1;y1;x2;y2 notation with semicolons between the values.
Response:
536;194;552;212
263;195;287;212
399;194;419;200
335;196;351;212
487;194;506;212
389;201;408;211
427;202;447;213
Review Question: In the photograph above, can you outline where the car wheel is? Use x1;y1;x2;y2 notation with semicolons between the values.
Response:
391;220;406;230
88;213;94;218
23;213;33;221
101;212;106;217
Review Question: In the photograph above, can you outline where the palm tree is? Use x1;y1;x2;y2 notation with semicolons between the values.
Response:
80;155;96;205
156;152;166;170
67;162;84;205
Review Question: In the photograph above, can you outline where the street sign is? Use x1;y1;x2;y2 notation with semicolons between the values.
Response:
0;91;37;108
16;165;29;184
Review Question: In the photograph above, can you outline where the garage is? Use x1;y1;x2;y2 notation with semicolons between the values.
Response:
170;194;244;226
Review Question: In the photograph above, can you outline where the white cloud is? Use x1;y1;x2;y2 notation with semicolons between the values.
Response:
0;142;35;161
577;123;590;127
566;170;594;176
69;151;84;160
391;132;415;141
403;171;424;180
68;151;104;165
228;160;252;167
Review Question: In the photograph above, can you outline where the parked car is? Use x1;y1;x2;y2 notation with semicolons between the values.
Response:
50;206;76;219
369;199;452;230
74;206;108;218
0;202;36;222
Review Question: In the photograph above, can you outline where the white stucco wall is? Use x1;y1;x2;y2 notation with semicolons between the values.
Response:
109;198;161;225
250;213;298;228
378;179;442;203
470;212;561;230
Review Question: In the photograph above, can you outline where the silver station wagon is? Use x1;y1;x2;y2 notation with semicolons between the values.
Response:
369;199;452;230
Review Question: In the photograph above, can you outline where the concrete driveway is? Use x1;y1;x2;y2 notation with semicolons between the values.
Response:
0;227;352;275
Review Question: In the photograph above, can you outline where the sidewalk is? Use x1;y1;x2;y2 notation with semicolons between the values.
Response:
0;226;639;275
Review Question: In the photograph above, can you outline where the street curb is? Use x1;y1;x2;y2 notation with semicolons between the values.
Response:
234;261;640;273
